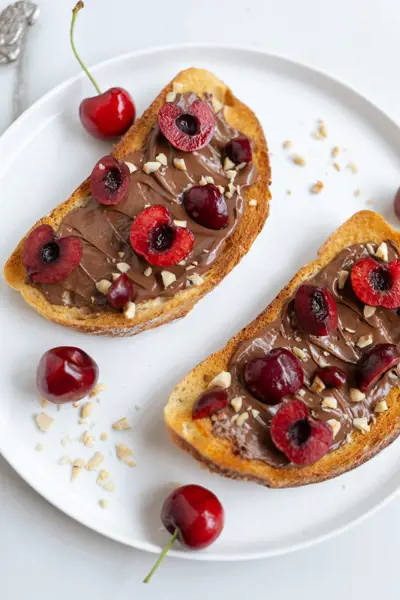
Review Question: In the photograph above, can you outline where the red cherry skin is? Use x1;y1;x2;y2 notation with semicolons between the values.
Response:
107;273;134;310
79;87;135;139
161;484;224;550
36;347;99;404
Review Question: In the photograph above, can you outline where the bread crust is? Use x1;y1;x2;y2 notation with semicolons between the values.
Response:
3;68;270;337
164;211;400;488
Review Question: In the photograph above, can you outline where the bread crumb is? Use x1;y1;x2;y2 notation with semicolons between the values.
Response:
100;432;109;441
291;154;306;166
86;451;104;471
73;402;80;408
282;140;293;150
310;181;324;194
89;383;107;398
366;199;374;206
81;430;95;447
112;417;132;431
166;91;176;103
249;199;257;206
80;402;95;419
116;443;136;468
36;412;54;433
124;301;136;319
331;146;340;158
35;443;44;452
332;162;340;172
173;82;184;93
315;121;328;139
210;95;223;113
99;499;108;509
71;459;85;481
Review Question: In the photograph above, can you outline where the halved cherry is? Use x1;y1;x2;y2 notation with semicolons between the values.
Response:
294;284;338;336
184;184;228;230
192;389;229;420
90;155;130;206
351;257;400;309
22;224;82;284
225;136;252;164
358;343;400;392
158;100;215;152
130;205;194;267
107;273;134;309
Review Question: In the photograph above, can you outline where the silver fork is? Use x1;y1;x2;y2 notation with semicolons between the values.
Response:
0;1;39;123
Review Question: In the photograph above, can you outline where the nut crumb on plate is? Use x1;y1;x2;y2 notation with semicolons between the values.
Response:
89;383;107;398
112;417;132;431
291;154;306;166
332;162;340;172
282;140;293;149
116;443;136;468
59;456;71;465
35;443;44;452
86;451;104;471
80;402;95;419
81;430;95;447
310;181;324;194
346;162;358;174
100;432;109;441
99;499;108;509
36;412;54;433
331;146;340;158
39;396;47;408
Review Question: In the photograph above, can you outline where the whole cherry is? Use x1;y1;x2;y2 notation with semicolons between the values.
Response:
143;484;224;583
70;2;135;139
36;346;99;404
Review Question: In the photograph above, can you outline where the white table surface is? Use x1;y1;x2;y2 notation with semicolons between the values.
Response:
1;0;399;598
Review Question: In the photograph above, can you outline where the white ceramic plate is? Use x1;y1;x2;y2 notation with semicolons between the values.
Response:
1;45;400;561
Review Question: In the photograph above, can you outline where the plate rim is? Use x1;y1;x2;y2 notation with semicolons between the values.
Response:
1;42;400;561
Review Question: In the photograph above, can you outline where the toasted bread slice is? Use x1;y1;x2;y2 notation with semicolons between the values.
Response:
165;211;400;488
4;68;270;337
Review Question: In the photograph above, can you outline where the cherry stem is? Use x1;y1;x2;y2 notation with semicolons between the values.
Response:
143;528;179;584
70;2;102;95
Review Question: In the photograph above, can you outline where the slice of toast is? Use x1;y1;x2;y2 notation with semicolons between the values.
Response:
165;211;400;488
4;68;270;337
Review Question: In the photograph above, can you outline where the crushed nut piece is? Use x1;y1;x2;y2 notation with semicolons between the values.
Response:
97;469;115;492
349;388;366;403
173;220;187;228
230;397;243;412
90;383;107;398
144;267;152;277
172;82;184;94
36;412;54;433
39;396;47;408
327;419;341;438
116;443;136;468
286;189;292;196
161;271;176;288
311;181;324;194
118;252;125;258
346;162;358;174
224;157;235;171
332;162;341;172
210;96;223;113
344;327;356;334
173;158;187;171
297;389;306;397
292;347;307;360
231;414;238;424
81;430;95;448
112;272;120;281
86;451;104;471
353;417;370;433
124;301;136;319
71;458;85;481
363;305;376;319
282;140;293;150
375;242;388;262
187;273;204;287
236;412;249;427
338;270;349;290
156;153;168;166
316;121;328;139
226;169;237;180
236;162;247;171
124;161;137;174
311;376;326;393
208;371;231;390
117;262;130;273
251;409;260;419
100;432;109;441
143;161;161;174
356;334;373;348
60;436;69;447
331;146;340;158
321;396;337;410
374;400;388;413
59;456;71;465
96;279;112;295
366;243;375;255
292;154;306;166
166;91;176;103
81;402;95;419
112;417;132;431
99;499;108;509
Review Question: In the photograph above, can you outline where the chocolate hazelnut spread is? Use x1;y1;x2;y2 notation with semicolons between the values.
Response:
213;242;400;467
33;93;257;310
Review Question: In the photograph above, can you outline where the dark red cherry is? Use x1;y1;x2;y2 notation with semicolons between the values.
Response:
270;400;333;466
71;3;135;139
192;388;229;420
144;484;224;583
243;348;304;405
358;343;400;392
184;184;228;230
22;224;82;284
36;346;99;404
130;205;194;267
294;284;338;336
107;273;134;310
90;155;130;206
158;100;215;152
225;136;252;164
